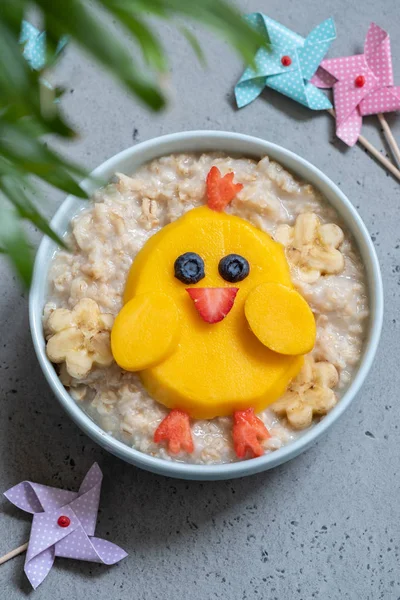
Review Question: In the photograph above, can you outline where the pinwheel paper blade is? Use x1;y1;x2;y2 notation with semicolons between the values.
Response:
360;22;400;116
312;23;400;146
20;20;67;71
4;463;127;589
235;14;336;110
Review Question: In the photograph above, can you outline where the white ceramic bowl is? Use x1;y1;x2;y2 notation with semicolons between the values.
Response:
29;131;383;480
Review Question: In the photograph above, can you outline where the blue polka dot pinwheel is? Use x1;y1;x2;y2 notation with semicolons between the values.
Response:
19;20;67;71
235;14;336;111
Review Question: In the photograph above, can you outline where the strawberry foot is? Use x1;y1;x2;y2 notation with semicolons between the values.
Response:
233;408;270;459
206;166;243;211
154;409;194;454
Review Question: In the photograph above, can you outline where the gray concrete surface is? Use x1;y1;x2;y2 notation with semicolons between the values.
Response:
1;1;399;598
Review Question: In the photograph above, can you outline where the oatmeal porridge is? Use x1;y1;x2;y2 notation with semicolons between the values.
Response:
43;153;369;464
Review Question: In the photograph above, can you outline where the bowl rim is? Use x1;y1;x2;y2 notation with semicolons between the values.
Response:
29;130;384;480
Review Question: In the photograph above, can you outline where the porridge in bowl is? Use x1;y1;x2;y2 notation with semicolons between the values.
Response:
43;153;369;464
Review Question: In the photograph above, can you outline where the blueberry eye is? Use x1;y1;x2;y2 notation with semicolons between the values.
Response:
219;254;250;283
174;252;205;284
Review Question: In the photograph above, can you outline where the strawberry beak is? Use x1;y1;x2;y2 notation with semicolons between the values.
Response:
186;287;239;324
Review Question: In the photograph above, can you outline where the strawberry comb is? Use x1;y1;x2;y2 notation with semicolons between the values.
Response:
206;166;243;211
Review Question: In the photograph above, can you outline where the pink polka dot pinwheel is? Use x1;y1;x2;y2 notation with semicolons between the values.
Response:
311;23;400;146
4;463;127;589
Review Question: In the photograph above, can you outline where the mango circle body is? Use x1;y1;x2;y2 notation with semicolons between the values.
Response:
111;206;315;419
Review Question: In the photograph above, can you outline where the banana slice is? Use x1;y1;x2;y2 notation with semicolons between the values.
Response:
275;213;345;283
46;298;114;380
271;355;339;430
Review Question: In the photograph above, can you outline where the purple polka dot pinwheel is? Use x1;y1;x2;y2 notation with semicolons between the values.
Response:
4;463;127;589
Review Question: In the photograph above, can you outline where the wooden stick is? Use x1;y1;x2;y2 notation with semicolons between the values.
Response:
327;109;400;182
377;112;400;167
0;542;28;566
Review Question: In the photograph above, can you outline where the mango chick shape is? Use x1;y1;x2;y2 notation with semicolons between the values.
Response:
111;205;316;420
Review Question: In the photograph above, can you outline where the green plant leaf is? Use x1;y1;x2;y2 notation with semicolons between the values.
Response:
0;206;33;288
0;0;26;35
0;19;75;139
0;175;66;248
105;7;167;72
101;0;169;18
0;0;265;289
0;18;33;100
0;121;88;197
108;0;263;65
42;14;69;68
35;0;166;110
179;26;206;65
